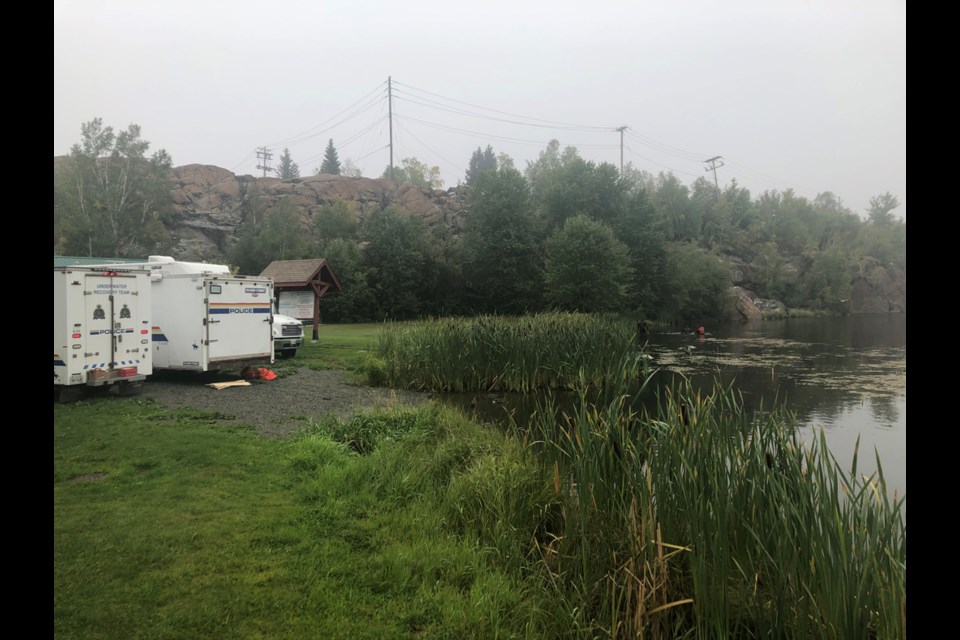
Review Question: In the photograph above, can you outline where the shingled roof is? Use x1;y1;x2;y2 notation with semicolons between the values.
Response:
259;258;341;291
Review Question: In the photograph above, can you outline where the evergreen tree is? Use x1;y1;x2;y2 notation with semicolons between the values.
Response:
275;148;300;179
464;145;498;186
320;139;341;175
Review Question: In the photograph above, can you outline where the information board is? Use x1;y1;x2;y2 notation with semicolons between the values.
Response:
278;290;314;320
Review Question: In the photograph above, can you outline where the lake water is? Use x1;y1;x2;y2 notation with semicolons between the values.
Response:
641;314;906;498
443;314;907;499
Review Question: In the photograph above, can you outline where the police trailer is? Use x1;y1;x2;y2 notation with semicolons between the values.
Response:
137;257;275;372
54;267;153;400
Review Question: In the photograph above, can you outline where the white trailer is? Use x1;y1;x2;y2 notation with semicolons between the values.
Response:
64;256;276;374
54;267;153;399
140;257;275;372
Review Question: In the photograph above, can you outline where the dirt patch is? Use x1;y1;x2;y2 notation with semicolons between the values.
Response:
69;472;109;483
141;367;431;438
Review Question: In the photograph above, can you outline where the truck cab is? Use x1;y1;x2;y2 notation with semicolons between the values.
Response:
272;314;304;359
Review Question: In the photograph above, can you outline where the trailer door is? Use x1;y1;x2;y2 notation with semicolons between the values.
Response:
84;271;144;368
205;279;273;362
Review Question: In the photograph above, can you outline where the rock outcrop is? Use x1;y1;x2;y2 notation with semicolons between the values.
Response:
730;286;764;322
164;164;468;262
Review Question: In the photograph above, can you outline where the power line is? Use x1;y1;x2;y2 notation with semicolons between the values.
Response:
229;150;256;174
297;116;388;167
393;80;614;131
264;81;387;149
265;93;385;151
394;113;617;149
623;144;702;179
624;129;707;162
722;157;801;192
394;119;465;177
393;91;613;132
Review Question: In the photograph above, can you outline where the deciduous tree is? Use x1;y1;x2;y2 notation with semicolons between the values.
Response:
229;196;308;274
316;238;374;322
54;118;174;257
660;242;733;324
383;157;443;189
867;192;901;226
362;207;434;319
543;214;632;312
341;157;363;177
462;167;543;313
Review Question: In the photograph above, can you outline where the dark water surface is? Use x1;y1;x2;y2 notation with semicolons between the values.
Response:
442;314;906;498
643;314;906;498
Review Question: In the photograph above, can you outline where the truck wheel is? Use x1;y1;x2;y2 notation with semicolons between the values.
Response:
281;349;297;359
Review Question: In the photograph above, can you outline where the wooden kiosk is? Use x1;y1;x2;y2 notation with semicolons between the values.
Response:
259;258;342;340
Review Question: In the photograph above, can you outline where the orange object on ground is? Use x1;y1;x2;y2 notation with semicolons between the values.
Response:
241;367;277;381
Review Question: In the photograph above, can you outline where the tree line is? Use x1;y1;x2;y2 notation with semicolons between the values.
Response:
54;120;905;325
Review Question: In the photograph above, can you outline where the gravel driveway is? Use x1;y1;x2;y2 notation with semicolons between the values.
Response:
141;367;430;438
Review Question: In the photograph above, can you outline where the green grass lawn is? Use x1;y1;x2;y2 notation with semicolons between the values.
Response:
54;391;558;639
294;322;384;375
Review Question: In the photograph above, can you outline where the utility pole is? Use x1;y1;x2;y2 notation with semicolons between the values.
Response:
615;126;628;173
704;156;724;191
256;147;273;178
387;76;394;181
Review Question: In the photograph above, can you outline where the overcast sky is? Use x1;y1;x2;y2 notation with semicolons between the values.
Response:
54;0;905;219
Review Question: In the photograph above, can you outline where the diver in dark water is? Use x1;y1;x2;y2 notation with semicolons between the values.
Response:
637;320;649;337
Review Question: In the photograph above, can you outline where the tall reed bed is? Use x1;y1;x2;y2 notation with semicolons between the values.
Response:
525;359;906;639
373;312;640;392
